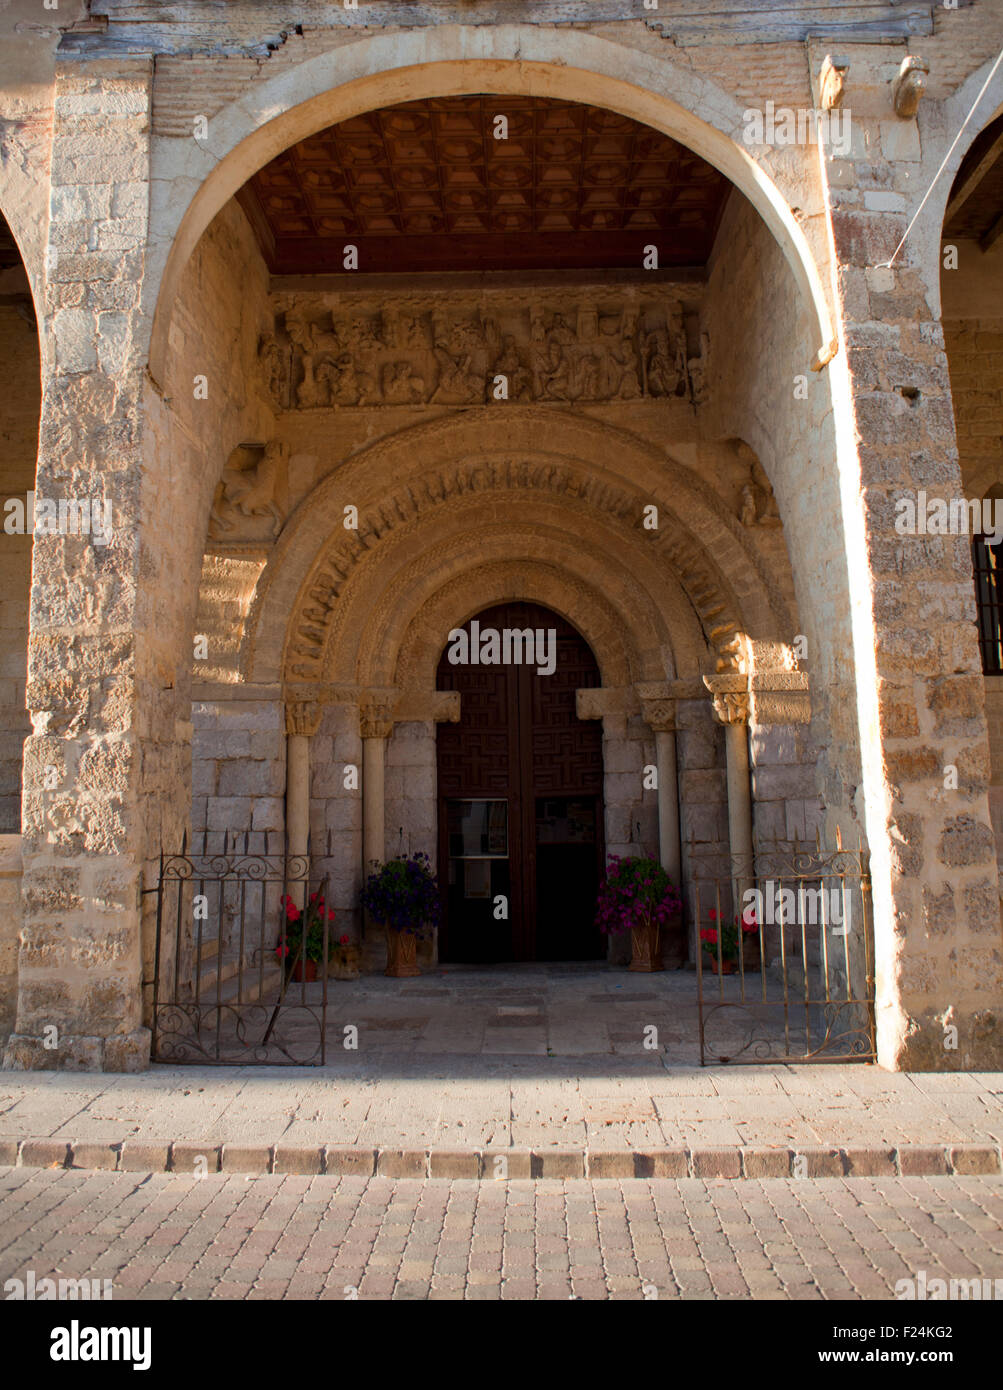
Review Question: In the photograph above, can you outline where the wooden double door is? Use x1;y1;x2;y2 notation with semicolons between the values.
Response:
436;603;605;963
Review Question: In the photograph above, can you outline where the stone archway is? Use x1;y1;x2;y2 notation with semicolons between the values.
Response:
229;408;792;692
145;28;835;386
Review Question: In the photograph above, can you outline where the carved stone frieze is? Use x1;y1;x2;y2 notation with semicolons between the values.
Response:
259;287;705;412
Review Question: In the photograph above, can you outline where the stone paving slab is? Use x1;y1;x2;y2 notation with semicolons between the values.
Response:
1;1058;999;1156
1;967;999;1170
1;1167;1000;1300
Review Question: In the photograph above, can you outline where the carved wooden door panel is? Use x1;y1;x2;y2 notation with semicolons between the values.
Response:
436;603;604;962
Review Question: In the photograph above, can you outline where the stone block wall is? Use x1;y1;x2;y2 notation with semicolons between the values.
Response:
750;724;824;846
982;678;1003;865
384;721;436;865
191;697;286;846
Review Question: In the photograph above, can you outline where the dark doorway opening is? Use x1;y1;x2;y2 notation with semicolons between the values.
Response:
436;602;605;963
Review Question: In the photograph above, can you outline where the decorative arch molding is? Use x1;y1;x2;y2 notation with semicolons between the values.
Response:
146;26;834;383
274;487;739;687
323;515;699;689
238;407;790;686
392;559;643;694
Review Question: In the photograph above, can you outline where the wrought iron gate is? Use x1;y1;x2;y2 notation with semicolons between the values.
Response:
692;835;876;1065
151;833;330;1065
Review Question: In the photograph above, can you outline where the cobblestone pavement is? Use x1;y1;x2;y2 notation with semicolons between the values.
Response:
1;1166;1000;1300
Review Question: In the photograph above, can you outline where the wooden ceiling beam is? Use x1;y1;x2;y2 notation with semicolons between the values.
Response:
269;230;716;276
979;208;1003;254
945;129;1003;227
235;183;277;270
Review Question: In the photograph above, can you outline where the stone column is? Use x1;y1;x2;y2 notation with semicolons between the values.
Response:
702;683;750;867
706;678;754;918
285;700;323;907
359;693;397;881
814;69;1002;1068
638;695;682;885
4;60;156;1073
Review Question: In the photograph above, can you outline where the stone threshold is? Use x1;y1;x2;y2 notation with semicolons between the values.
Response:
3;1139;1001;1180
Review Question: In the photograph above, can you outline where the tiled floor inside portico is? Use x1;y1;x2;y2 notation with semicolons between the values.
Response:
215;962;867;1070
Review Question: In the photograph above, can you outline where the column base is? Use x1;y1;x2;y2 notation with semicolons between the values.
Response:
2;1027;151;1073
878;1009;1001;1072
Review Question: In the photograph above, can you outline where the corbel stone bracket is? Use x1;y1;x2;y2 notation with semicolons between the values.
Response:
818;54;850;111
892;56;928;119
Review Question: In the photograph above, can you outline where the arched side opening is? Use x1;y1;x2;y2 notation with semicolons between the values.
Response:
0;208;39;1044
941;111;1003;862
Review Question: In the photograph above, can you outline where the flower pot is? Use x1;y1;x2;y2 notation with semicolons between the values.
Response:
629;920;664;972
385;928;421;978
291;959;318;983
329;950;361;981
706;955;737;976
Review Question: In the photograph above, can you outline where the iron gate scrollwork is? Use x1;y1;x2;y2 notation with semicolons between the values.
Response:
151;833;330;1065
692;835;876;1065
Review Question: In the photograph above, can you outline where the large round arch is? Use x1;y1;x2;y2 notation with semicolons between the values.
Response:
145;26;835;383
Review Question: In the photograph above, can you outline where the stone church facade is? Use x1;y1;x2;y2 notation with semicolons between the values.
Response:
0;0;1001;1072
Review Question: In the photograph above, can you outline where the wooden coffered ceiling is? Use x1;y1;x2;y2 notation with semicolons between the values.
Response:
238;96;734;276
944;113;1003;252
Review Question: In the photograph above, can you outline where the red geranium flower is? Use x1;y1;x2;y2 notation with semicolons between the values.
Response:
339;934;349;947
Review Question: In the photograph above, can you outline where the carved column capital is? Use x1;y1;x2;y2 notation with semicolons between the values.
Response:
285;699;323;738
704;674;750;726
359;690;398;740
635;682;678;733
711;692;750;726
642;701;677;733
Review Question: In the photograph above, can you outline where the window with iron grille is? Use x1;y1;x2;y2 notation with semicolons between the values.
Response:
972;532;1003;674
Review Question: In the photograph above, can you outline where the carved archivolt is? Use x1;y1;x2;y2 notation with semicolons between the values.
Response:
390;560;636;692
276;457;747;685
260;288;702;411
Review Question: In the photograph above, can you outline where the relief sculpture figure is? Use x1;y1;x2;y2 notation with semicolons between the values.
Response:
209;441;287;538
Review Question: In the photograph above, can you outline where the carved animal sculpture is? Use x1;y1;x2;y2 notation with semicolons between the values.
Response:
210;443;285;537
